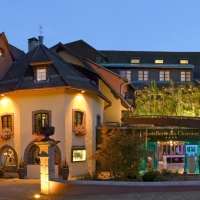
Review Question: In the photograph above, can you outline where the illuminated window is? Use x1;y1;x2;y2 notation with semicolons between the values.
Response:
120;70;131;81
1;115;12;131
180;59;189;64
27;144;40;164
0;48;3;56
32;110;51;133
74;111;83;126
36;68;46;81
0;146;17;172
181;71;191;81
160;70;170;81
138;70;148;81
130;58;140;64
155;59;164;64
35;113;49;132
71;148;86;162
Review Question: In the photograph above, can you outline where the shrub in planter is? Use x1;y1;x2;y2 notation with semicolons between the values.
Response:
142;171;157;182
154;175;166;182
162;169;173;177
77;170;99;181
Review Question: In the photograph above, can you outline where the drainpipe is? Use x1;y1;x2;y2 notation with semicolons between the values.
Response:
120;81;131;96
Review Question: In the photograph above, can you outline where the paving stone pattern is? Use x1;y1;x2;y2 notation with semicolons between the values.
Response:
0;178;200;200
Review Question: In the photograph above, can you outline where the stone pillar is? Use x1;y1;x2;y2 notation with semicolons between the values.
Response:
35;141;60;195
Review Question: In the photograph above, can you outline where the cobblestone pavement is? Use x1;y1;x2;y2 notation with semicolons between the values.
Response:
1;178;200;200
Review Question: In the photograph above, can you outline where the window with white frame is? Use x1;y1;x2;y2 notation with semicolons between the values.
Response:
181;71;191;81
138;70;148;81
120;70;131;81
159;70;170;81
36;68;47;81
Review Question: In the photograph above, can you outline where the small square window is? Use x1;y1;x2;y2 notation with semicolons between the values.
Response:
71;148;86;162
180;59;189;64
36;68;47;81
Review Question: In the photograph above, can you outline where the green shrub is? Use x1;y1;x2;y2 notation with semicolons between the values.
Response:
154;175;166;182
76;171;99;181
142;171;157;182
162;169;173;177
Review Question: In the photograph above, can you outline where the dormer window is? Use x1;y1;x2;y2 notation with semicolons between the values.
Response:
155;59;164;64
30;61;52;82
36;68;47;81
130;58;140;64
180;59;189;64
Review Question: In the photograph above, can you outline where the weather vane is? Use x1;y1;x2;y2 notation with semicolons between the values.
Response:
38;25;44;36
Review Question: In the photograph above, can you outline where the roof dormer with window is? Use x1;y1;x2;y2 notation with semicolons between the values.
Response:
180;59;189;64
30;61;53;83
130;57;140;64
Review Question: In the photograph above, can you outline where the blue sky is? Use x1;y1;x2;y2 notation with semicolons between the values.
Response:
1;0;200;53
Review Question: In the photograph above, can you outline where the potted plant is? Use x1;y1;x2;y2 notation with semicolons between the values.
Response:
18;158;26;179
60;158;69;180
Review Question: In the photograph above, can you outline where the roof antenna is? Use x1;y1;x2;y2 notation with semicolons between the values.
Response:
38;25;44;44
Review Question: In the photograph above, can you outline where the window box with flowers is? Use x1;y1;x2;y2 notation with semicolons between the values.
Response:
0;128;13;140
74;125;87;136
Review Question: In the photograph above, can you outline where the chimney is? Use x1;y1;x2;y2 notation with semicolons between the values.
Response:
38;36;44;45
28;37;38;52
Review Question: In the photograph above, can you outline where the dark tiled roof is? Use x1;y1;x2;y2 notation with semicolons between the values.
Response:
51;42;99;74
99;50;200;65
64;40;108;63
0;44;101;95
9;44;25;61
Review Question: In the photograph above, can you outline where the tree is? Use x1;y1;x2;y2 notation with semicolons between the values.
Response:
91;126;151;181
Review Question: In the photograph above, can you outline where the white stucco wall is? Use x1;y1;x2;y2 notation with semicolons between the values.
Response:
0;88;104;177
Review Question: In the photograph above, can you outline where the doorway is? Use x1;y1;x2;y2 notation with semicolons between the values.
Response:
158;141;184;173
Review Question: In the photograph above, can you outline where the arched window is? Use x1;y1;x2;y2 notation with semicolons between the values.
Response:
26;143;61;165
27;144;40;164
0;145;18;172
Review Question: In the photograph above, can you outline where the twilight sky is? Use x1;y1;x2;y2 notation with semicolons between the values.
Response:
1;0;200;53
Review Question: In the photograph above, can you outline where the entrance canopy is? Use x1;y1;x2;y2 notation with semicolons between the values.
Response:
123;116;200;129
